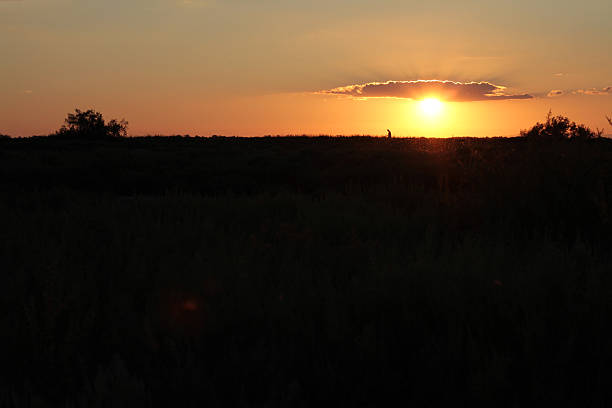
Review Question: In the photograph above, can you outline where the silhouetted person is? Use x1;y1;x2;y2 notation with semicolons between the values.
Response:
387;129;392;138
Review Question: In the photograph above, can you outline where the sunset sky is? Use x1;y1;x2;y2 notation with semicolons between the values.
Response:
2;0;611;137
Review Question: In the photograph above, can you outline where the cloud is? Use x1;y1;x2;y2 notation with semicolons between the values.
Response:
318;80;533;102
575;86;612;95
547;86;612;97
547;89;565;97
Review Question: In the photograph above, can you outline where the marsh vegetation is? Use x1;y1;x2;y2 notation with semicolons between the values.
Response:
1;133;612;406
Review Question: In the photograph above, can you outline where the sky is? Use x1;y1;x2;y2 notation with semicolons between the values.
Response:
1;0;611;137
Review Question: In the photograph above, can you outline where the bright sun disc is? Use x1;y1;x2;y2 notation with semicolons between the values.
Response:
419;98;443;117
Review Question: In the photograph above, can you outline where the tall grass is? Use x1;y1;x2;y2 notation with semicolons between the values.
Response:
1;136;612;406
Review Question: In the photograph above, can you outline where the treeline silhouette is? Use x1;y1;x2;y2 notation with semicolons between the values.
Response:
50;109;128;139
520;110;604;140
2;113;612;407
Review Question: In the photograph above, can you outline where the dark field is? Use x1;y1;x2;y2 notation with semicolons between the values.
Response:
2;136;612;407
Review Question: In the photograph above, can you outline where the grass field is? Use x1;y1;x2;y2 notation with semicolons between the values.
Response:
1;136;612;407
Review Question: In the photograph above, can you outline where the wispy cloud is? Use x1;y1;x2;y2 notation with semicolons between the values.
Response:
575;86;612;95
546;86;612;97
547;89;565;97
318;80;533;102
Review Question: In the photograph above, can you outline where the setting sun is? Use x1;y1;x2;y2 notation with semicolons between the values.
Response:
419;98;444;117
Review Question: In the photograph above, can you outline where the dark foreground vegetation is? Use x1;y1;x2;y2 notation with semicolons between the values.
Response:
2;134;612;407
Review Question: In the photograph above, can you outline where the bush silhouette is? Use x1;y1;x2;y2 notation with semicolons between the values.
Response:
52;109;128;139
607;115;612;128
0;133;10;139
521;110;602;140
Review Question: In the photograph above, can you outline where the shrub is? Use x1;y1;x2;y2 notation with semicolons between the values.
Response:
0;133;10;139
52;109;128;139
520;111;602;140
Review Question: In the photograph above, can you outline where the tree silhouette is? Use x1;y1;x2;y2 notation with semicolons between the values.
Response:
521;110;602;140
606;115;612;128
52;109;128;139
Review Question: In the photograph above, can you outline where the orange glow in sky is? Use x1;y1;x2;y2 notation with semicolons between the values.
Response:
1;0;611;137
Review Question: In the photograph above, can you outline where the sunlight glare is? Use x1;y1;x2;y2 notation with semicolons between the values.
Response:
419;98;444;117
